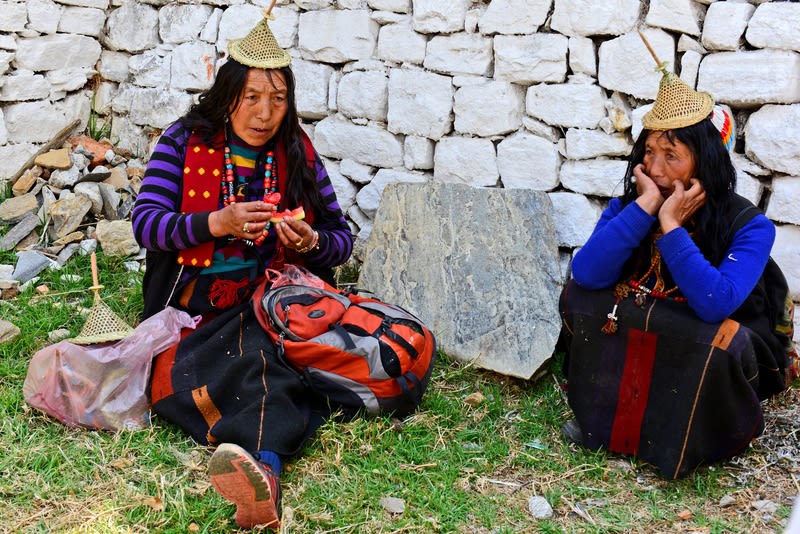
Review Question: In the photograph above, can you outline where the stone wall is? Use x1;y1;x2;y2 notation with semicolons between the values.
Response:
1;0;799;307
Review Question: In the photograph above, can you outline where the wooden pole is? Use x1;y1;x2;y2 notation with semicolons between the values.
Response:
7;118;81;185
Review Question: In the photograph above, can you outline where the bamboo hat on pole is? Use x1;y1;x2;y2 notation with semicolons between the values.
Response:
638;30;714;131
70;252;135;345
227;0;291;70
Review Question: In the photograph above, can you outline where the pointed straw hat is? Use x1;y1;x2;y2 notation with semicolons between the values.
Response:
228;0;291;69
638;31;714;131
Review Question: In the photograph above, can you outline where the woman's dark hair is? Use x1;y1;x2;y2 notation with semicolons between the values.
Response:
621;118;737;266
182;59;328;218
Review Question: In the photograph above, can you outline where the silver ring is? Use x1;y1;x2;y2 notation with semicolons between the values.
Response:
630;176;637;184
243;222;249;233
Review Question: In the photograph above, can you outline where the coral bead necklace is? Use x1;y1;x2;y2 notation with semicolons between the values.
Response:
221;144;281;246
601;238;687;335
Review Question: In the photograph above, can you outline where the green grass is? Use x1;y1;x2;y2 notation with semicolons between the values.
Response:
0;250;797;532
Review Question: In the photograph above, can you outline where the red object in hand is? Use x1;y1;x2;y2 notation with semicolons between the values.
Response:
270;207;305;223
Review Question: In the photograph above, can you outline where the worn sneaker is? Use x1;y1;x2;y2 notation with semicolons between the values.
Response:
209;443;281;530
560;420;584;444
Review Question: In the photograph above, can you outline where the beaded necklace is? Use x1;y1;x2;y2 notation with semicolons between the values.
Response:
601;234;687;335
221;137;281;247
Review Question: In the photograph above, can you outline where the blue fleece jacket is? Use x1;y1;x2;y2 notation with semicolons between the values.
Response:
571;198;775;323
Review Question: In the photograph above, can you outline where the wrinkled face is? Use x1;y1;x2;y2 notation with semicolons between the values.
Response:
643;131;697;198
229;69;288;146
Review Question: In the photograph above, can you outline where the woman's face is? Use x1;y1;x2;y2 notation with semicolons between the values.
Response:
643;131;696;198
229;69;289;146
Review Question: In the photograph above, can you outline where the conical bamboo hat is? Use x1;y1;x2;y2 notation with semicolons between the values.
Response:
228;1;291;69
638;31;714;131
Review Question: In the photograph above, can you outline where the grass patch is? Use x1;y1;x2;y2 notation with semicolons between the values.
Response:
0;251;796;532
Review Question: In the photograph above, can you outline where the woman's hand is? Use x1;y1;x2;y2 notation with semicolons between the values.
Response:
208;201;276;239
658;178;706;234
275;216;315;252
632;163;664;216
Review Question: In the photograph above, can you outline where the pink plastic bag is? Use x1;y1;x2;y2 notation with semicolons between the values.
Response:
266;263;326;289
23;307;199;431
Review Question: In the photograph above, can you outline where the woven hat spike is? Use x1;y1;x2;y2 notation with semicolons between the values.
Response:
228;0;291;70
70;252;135;345
638;29;714;131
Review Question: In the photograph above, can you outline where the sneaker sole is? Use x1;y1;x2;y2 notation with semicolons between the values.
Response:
209;443;279;530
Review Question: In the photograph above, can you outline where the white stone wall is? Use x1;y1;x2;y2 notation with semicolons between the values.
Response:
2;0;800;310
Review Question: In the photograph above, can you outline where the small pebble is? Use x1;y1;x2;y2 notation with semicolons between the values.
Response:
379;496;405;515
528;496;554;519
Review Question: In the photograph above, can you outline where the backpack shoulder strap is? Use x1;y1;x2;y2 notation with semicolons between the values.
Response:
723;195;763;249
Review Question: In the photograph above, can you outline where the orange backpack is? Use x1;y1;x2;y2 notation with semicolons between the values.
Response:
253;282;437;417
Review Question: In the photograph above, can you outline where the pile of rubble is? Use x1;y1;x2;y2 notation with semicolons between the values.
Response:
0;133;146;306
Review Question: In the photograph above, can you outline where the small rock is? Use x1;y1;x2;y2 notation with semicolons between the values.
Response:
123;261;140;272
12;250;53;284
12;167;42;196
56;243;81;266
0;265;13;279
528;496;554;519
126;167;145;180
68;137;115;168
49;194;92;239
34;148;73;170
104;149;116;163
103;167;130;191
464;392;485;407
0;193;39;224
49;166;82;189
79;165;112;183
0;213;40;252
35;284;50;295
60;274;81;283
48;328;71;343
53;231;85;247
95;220;139;257
79;239;97;255
719;495;736;507
0;320;21;344
379;496;405;515
751;500;778;514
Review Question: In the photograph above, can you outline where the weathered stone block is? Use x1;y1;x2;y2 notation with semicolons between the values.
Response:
745;104;800;176
298;10;378;63
525;83;607;129
337;70;389;122
423;33;493;76
159;4;214;44
356;168;429;217
746;2;800;52
15;34;101;71
104;3;159;53
560;159;629;198
551;0;640;37
314;116;403;168
598;28;675;100
377;22;427;65
434;137;498;186
387;68;453;140
478;0;551;35
494;34;568;84
412;0;471;34
765;176;800;226
497;132;561;191
358;181;562;379
698;50;800;107
548;191;604;247
702;1;754;51
645;0;705;37
454;81;524;137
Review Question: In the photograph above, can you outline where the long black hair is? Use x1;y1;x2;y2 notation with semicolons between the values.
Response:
182;59;329;218
621;118;737;266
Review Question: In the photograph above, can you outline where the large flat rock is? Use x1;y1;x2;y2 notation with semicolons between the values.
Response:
358;182;562;379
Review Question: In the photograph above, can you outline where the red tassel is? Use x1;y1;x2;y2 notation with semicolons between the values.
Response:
208;277;250;309
601;300;620;335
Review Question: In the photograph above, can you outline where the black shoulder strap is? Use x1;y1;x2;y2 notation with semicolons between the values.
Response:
723;196;763;249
